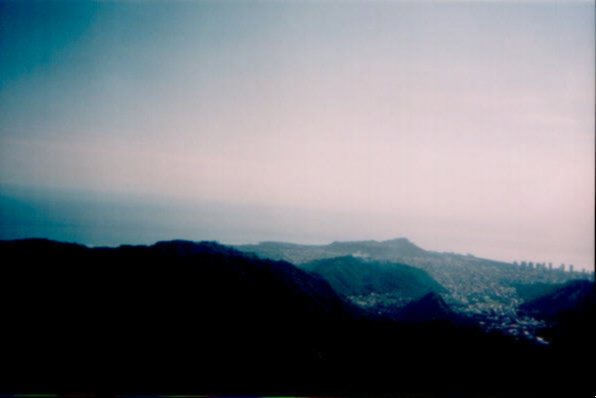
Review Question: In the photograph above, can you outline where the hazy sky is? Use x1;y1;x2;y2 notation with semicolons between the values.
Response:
0;1;594;270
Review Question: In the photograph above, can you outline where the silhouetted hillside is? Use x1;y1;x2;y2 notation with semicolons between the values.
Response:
512;281;567;302
1;238;592;394
398;292;456;322
520;279;595;320
0;238;359;393
519;280;595;356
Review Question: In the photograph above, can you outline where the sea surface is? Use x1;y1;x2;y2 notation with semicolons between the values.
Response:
1;183;593;271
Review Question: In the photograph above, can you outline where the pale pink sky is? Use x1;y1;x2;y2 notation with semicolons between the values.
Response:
0;1;594;269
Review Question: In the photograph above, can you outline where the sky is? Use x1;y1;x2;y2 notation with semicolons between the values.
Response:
0;1;594;270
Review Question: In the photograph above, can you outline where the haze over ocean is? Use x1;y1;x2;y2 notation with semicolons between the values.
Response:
0;1;594;270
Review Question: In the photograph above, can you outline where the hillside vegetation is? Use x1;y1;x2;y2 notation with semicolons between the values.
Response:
301;255;446;299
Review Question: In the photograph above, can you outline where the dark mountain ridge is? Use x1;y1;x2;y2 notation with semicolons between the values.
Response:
398;291;457;323
1;238;360;326
519;279;595;356
1;238;361;392
520;279;595;320
1;238;592;394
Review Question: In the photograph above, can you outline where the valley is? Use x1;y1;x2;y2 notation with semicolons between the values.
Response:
237;238;593;342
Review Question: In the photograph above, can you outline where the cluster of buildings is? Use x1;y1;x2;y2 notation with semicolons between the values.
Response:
512;260;595;280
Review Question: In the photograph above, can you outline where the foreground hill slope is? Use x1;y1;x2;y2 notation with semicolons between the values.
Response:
0;238;360;392
1;238;592;394
519;279;595;356
520;279;595;320
397;291;457;323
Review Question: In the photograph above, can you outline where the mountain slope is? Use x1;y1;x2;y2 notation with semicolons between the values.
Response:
397;292;456;322
1;238;591;394
519;279;595;353
301;255;447;298
236;237;430;264
512;281;568;302
237;238;589;315
520;279;595;320
0;238;360;392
